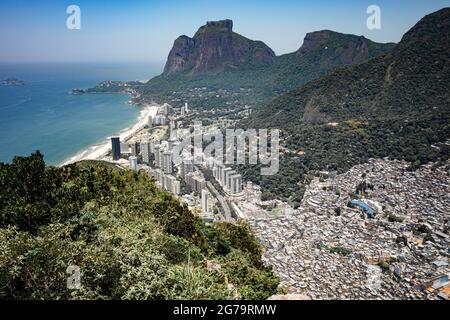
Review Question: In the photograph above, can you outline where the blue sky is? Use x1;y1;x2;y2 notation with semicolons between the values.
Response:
0;0;448;63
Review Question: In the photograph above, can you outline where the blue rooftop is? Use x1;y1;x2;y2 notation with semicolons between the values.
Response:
351;200;375;218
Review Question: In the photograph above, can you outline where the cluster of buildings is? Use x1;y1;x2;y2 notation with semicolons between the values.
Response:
182;169;216;219
149;103;176;126
210;162;243;195
109;103;221;220
110;101;450;300
249;159;449;300
111;137;146;162
185;171;206;193
147;167;180;195
109;103;182;194
144;136;181;195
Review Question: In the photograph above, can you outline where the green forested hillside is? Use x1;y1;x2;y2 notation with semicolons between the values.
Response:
239;8;450;204
0;152;279;299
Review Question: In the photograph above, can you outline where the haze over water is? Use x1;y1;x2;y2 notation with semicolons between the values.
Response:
0;62;162;165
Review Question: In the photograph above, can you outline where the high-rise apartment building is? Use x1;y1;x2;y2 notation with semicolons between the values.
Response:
111;137;121;161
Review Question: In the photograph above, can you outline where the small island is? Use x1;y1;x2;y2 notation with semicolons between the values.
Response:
1;78;25;86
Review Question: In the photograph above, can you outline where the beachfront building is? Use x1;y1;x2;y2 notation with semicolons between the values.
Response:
153;115;167;126
120;142;130;155
161;103;174;115
111;137;121;161
129;156;138;171
147;115;153;127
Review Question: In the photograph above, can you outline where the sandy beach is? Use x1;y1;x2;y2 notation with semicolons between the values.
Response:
60;104;159;166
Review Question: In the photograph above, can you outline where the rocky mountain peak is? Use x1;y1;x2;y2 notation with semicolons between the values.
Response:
296;30;388;65
163;19;275;76
297;30;334;54
205;19;233;32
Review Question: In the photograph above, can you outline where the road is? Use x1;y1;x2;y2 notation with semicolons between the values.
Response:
207;181;232;221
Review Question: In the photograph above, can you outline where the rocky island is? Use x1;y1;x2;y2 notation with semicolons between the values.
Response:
1;78;25;86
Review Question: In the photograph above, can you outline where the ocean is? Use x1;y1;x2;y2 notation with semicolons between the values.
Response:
0;62;162;165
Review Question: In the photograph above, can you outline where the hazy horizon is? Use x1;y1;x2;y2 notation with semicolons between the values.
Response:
1;0;449;63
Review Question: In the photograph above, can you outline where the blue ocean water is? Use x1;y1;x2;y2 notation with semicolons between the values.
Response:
0;62;162;165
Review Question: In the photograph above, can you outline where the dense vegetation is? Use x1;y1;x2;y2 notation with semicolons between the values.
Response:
238;8;450;204
0;152;279;299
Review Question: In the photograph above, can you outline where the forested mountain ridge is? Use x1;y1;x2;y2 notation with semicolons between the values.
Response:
135;21;394;107
238;8;450;204
246;8;450;128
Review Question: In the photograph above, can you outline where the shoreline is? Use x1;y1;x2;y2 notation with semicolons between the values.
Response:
59;104;159;167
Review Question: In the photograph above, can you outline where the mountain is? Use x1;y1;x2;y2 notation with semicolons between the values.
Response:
263;30;396;94
239;8;450;203
296;30;389;63
247;8;450;129
136;20;394;108
163;19;275;75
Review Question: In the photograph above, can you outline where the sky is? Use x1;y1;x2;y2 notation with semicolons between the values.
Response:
0;0;448;63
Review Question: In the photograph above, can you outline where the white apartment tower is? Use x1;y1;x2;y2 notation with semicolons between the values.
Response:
201;189;209;214
154;144;161;168
231;174;242;194
141;142;150;164
129;156;138;171
162;151;173;174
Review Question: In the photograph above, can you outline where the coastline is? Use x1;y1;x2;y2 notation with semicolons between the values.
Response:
59;104;159;167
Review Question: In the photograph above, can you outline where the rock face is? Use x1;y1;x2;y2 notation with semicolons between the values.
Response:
296;30;380;65
163;19;275;75
163;36;196;75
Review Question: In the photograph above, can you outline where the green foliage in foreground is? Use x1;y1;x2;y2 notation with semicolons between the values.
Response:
0;152;279;300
